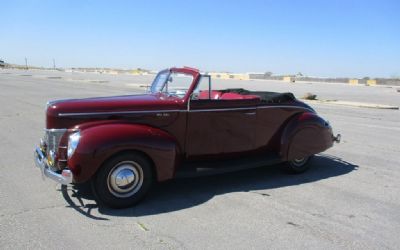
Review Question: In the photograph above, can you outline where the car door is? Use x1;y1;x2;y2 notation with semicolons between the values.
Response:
185;98;258;158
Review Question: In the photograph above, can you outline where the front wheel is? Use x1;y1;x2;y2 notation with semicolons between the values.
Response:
91;152;153;208
283;155;313;174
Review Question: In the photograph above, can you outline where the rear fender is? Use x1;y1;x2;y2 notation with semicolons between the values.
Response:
68;121;180;183
280;112;333;161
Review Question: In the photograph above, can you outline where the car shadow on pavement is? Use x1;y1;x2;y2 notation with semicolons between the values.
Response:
60;154;357;219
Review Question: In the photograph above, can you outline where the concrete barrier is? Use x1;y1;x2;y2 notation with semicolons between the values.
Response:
209;73;250;80
349;79;359;85
283;76;294;82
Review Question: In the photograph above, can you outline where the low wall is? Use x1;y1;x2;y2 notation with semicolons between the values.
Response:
248;73;400;86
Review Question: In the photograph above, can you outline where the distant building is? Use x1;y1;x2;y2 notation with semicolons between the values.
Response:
209;72;250;80
248;73;268;79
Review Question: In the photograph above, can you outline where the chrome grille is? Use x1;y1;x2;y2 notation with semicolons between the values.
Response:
44;129;66;169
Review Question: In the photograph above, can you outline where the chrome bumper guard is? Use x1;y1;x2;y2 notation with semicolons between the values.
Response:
34;147;73;185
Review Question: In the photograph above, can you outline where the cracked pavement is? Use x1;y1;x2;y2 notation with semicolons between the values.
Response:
0;69;399;249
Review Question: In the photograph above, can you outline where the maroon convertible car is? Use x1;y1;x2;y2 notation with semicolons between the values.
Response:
34;67;340;208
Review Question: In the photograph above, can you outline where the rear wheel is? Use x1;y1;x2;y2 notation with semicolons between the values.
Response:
284;155;313;174
91;152;153;208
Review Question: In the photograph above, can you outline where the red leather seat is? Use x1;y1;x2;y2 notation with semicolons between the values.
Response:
220;93;261;100
220;93;244;99
199;90;222;100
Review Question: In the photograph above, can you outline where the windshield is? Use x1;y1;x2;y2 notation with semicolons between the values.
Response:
150;71;194;98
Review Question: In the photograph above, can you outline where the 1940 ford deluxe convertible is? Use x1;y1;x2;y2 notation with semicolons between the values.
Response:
34;67;340;208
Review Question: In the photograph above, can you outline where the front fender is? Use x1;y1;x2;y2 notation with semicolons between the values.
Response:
68;121;180;183
280;112;334;161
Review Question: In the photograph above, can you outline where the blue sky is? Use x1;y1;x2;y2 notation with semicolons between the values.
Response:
1;0;399;77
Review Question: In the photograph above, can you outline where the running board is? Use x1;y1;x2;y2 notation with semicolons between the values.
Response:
175;153;282;178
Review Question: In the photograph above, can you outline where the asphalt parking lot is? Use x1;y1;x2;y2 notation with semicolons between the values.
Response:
0;69;399;249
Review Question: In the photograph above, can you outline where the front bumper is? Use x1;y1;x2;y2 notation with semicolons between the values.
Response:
34;147;73;185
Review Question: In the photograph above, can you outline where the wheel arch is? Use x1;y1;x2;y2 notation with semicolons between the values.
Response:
98;149;158;182
280;112;333;161
68;121;181;183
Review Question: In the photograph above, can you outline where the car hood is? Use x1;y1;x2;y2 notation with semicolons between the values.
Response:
46;93;183;128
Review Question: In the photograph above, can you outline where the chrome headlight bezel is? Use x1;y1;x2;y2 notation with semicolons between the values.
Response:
47;150;56;167
67;131;81;159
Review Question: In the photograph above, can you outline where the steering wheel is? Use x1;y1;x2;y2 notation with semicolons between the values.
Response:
168;88;188;98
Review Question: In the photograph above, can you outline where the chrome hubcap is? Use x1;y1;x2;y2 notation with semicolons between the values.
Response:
291;157;308;167
107;161;143;198
115;169;135;188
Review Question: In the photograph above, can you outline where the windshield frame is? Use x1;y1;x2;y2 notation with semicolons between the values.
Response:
150;69;170;94
150;68;200;102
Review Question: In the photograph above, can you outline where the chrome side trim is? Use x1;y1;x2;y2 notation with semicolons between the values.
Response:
58;110;183;117
57;105;314;117
189;107;256;112
190;106;313;113
257;105;314;112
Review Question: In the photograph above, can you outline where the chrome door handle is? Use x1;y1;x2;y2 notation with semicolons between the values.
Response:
244;112;256;115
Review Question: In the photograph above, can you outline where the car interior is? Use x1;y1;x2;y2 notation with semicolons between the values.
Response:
198;88;295;103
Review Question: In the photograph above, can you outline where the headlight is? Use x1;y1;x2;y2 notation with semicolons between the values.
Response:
47;150;55;166
67;131;80;158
